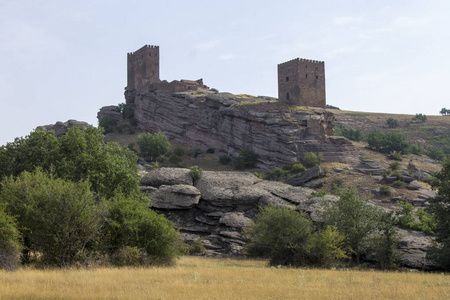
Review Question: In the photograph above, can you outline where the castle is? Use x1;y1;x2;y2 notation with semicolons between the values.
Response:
126;44;325;108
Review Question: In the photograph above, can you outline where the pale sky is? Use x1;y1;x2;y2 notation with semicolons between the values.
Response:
1;0;449;145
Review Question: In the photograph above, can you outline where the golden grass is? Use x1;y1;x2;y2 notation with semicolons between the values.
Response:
0;256;449;299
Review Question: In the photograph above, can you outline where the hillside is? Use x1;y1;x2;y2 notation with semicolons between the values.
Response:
331;109;450;155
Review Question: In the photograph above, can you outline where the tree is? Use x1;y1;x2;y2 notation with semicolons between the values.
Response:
234;149;258;170
367;130;385;151
0;127;140;199
0;169;103;266
103;194;181;266
320;187;381;263
427;158;450;270
137;132;171;161
439;108;449;116
413;113;427;123
386;118;399;128
246;206;346;267
0;206;22;270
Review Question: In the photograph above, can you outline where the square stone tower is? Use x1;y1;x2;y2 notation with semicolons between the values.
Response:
278;58;326;108
127;45;160;94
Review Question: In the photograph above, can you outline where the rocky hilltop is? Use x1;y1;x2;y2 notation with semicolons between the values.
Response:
123;90;359;170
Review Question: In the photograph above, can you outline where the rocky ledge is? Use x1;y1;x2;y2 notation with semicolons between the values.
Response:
123;90;360;170
141;167;438;270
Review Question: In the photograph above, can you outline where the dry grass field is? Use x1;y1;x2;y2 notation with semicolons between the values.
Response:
0;256;448;299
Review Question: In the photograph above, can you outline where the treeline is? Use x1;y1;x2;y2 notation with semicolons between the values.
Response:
0;127;181;269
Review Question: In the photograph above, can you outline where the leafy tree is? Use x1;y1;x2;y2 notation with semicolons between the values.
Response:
367;130;385;151
246;206;346;267
384;133;410;154
334;124;364;142
0;127;140;199
0;205;22;270
137;132;171;161
386;118;399;128
439;108;449;116
427;159;450;270
303;152;323;168
98;116;118;134
371;211;399;269
103;194;181;266
0;169;103;266
427;146;446;162
234;149;258;170
320;187;381;263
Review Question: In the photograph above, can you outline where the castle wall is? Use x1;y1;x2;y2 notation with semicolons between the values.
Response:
127;45;160;94
278;58;326;108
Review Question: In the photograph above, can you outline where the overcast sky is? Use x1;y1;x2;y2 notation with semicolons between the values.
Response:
1;0;449;145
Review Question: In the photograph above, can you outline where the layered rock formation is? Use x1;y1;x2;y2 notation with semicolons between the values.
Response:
127;90;359;170
141;167;438;270
37;120;91;137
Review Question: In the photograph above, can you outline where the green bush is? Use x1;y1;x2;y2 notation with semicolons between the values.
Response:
334;124;364;141
427;146;446;161
395;201;435;235
104;195;181;266
99;116;118;134
264;167;288;181
234;149;258;170
389;161;400;170
110;246;147;267
169;154;182;165
392;180;405;189
389;151;402;161
379;185;392;197
303;152;323;168
219;155;232;165
386;118;399;128
409;143;425;155
206;148;215;154
0;206;22;270
189;166;202;181
174;147;185;157
246;206;346;267
0;169;103;267
413;113;427;123
137;132;171;161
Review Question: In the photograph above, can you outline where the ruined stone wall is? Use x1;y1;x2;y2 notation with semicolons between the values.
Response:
278;58;326;108
127;45;160;94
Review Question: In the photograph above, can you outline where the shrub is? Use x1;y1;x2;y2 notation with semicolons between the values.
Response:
389;161;401;170
246;206;346;267
137;132;171;161
303;152;323;168
409;143;425;155
219;155;232;165
331;178;344;190
427;146;446;161
334;124;364;141
234;149;258;170
413;113;427;123
182;240;206;255
264;167;288;181
174;147;185;157
392;180;405;189
110;246;147;267
206;148;215;154
104;195;181;266
371;212;399;269
0;169;103;267
0;206;22;270
389;151;402;161
379;185;392;197
189;166;202;181
169;154;182;165
386;118;399;128
99;116;118;134
191;148;202;158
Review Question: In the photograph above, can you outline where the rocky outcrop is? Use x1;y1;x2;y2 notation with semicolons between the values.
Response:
97;105;123;123
124;90;360;170
140;167;439;269
355;159;387;175
284;166;324;186
37;120;91;137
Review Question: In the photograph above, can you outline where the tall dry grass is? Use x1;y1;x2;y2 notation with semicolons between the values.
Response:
0;256;448;299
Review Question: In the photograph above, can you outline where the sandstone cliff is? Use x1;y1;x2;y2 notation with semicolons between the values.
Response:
127;90;359;170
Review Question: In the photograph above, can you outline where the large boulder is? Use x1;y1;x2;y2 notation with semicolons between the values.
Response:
355;159;386;175
396;228;440;270
407;180;423;190
140;168;193;187
296;195;339;222
284;166;324;186
411;170;432;181
195;171;260;206
148;185;201;209
37;120;91;137
254;181;314;204
219;212;253;228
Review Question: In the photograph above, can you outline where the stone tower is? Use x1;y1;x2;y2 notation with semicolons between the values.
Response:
278;58;326;108
127;45;160;94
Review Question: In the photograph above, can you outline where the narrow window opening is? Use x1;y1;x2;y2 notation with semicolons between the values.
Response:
305;74;308;78
286;93;290;100
316;75;318;79
286;76;289;82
